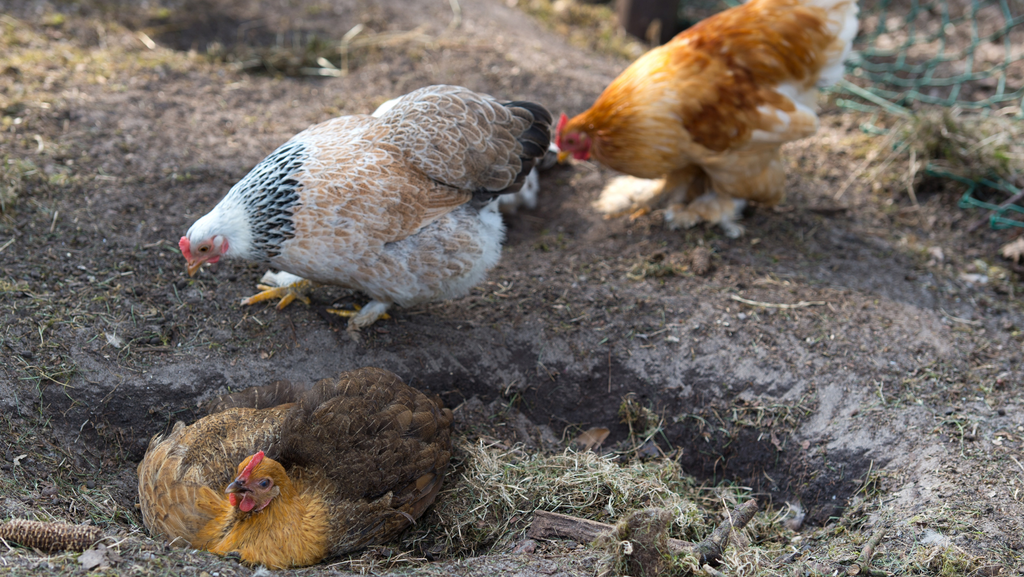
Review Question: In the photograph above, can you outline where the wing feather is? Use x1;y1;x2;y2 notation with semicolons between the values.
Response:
378;85;552;198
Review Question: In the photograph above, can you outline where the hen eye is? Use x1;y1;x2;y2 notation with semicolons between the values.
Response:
199;246;209;253
259;479;270;488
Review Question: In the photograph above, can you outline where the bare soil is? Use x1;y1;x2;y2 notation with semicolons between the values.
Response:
1;0;1023;575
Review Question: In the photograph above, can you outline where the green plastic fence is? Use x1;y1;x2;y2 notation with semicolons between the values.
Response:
704;0;1024;227
836;0;1024;114
836;0;1024;228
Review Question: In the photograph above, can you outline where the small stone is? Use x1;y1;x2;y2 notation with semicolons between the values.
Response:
690;246;713;276
512;539;537;554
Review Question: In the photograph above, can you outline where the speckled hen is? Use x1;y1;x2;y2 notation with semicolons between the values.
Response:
180;85;552;327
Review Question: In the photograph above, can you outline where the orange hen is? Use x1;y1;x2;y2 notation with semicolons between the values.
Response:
557;0;859;237
137;367;453;569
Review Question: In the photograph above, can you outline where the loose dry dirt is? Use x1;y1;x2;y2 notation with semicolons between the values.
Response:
1;0;1022;575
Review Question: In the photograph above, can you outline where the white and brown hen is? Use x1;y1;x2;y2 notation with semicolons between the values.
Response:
180;85;552;327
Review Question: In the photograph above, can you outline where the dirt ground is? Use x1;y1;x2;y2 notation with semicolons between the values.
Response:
1;0;1023;575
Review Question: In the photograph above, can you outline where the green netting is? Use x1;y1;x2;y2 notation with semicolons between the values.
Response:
938;168;1024;229
836;0;1024;114
703;0;1024;227
832;0;1024;228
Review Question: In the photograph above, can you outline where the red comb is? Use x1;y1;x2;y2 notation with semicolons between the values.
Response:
178;236;192;260
238;451;265;482
555;113;569;147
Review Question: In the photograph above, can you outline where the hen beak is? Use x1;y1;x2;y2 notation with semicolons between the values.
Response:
186;260;202;277
557;150;571;164
225;479;247;494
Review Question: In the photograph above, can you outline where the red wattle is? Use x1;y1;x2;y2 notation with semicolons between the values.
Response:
239;495;256;512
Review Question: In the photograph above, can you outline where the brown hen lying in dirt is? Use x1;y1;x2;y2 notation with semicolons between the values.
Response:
137;367;453;569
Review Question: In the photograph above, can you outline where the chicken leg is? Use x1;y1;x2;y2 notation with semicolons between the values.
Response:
243;271;392;328
593;165;705;220
664;190;747;239
325;302;392;328
240;271;316;309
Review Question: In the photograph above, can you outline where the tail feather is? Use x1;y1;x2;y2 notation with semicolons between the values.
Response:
477;100;552;204
507;101;553;159
810;0;860;87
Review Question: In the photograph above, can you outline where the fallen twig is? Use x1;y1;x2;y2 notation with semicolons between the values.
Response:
528;499;758;566
691;499;759;565
844;528;888;576
528;510;637;545
940;308;982;327
729;295;826;309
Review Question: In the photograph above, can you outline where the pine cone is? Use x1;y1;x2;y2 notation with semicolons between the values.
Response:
0;519;103;552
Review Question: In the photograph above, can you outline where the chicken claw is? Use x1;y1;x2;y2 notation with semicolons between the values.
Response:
665;192;746;239
628;207;651;221
240;271;314;310
326;301;392;328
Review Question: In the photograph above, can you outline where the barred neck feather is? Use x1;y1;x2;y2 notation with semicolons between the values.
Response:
188;140;306;262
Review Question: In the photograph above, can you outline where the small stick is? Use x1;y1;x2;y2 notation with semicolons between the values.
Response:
448;0;462;29
690;499;758;565
905;149;919;206
940;308;982;327
528;510;623;545
1009;455;1024;476
845;527;887;576
49;210;59;233
602;350;610;395
528;499;759;566
729;295;826;309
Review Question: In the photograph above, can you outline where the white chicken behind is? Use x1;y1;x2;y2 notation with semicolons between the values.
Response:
181;85;552;327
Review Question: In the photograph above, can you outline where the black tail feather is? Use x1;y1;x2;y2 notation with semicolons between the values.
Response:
482;99;552;201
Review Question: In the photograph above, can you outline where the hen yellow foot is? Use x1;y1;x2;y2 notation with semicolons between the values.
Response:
628;207;651;221
326;302;392;328
239;272;315;310
665;192;747;239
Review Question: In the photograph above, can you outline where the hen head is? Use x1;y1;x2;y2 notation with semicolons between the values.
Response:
555;113;591;162
179;235;229;277
225;451;287;513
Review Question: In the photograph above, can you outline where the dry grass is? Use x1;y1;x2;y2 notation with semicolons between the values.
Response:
426;441;706;554
397;440;791;564
901;110;1024;184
